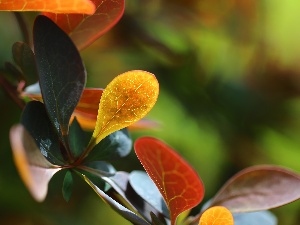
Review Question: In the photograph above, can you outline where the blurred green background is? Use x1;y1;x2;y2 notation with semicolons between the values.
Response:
1;0;300;224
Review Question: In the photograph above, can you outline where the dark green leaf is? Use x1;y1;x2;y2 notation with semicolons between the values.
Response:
83;175;150;225
69;117;89;159
62;170;73;202
150;212;168;225
85;128;132;161
129;171;169;218
33;15;86;143
234;211;277;225
12;41;38;85
21;101;65;165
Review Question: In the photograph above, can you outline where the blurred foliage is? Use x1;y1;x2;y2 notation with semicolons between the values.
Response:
1;0;300;224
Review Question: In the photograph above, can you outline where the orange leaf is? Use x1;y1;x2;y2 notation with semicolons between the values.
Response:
90;70;159;148
199;206;234;225
43;0;124;50
0;0;95;14
134;137;205;225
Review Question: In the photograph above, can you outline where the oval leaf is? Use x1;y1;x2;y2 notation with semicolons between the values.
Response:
0;0;95;14
89;70;159;150
43;0;124;50
33;15;86;142
9;124;61;202
210;165;300;213
134;137;205;225
12;42;38;86
82;175;150;225
62;170;73;202
199;206;233;225
85;128;132;161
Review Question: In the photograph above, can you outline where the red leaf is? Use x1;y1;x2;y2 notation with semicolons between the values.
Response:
134;137;205;225
0;0;95;14
210;165;300;213
43;0;125;50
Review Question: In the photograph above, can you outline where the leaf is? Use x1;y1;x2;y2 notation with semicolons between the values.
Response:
85;128;132;161
198;206;233;225
210;165;300;213
89;70;159;150
134;137;205;225
33;15;86;143
21;101;64;165
234;211;277;225
0;0;95;14
82;175;151;225
62;170;73;202
69;117;89;159
12;42;38;86
129;170;169;218
9;124;61;202
43;0;125;50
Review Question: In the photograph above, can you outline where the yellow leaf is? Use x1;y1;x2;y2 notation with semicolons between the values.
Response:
199;206;234;225
89;70;159;149
0;0;95;14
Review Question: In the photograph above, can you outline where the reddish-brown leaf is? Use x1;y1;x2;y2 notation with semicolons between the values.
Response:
210;165;300;213
0;0;95;14
43;0;125;50
134;137;205;225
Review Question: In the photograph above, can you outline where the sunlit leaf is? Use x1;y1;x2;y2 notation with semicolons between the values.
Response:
234;211;277;225
0;0;95;14
44;0;125;50
21;101;64;165
62;170;73;202
82;175;150;225
85;128;132;161
129;170;169;218
198;206;233;225
9;124;61;202
134;137;205;225
89;70;159;150
12;42;38;86
210;165;300;213
33;15;86;144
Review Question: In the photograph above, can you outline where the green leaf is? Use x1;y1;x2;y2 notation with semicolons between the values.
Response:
210;165;300;213
234;211;277;225
33;15;86;144
62;170;73;202
83;175;150;225
85;128;132;161
12;41;38;85
9;124;61;202
21;101;65;165
129;170;169;218
69;117;89;159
